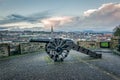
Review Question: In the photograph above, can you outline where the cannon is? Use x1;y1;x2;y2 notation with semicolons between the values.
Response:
30;38;102;62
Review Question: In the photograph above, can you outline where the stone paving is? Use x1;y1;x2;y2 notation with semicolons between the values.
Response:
0;49;120;80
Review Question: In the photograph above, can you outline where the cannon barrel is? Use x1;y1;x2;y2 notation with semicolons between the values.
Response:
30;39;50;43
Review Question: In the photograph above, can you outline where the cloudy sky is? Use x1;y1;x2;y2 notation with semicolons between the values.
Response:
0;0;120;31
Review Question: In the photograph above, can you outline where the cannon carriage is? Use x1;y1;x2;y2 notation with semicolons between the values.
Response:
30;38;102;62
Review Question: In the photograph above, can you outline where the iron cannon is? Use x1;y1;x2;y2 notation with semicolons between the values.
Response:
30;38;102;62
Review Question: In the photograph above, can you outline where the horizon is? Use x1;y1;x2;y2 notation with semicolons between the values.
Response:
0;29;113;33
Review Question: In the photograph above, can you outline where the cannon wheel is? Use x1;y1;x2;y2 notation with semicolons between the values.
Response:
45;38;70;62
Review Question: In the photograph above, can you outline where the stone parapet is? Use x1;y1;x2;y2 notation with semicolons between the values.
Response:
0;42;45;57
0;43;10;57
20;42;45;54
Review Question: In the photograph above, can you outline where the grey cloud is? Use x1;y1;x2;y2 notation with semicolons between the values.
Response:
83;3;120;25
58;3;120;31
0;14;27;24
9;27;44;31
0;10;51;25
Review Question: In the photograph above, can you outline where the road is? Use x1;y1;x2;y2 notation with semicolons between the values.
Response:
0;49;120;80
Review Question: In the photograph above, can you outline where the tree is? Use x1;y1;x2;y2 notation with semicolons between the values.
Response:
113;25;120;37
113;25;120;52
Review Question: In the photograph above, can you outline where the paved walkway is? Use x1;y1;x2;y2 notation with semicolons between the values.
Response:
0;49;120;80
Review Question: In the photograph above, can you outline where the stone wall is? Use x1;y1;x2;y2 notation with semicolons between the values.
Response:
77;41;98;49
0;42;45;57
0;43;10;57
10;43;21;55
20;42;45;54
111;37;120;49
77;41;112;49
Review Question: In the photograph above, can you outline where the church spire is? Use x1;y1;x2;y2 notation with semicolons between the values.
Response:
51;26;54;38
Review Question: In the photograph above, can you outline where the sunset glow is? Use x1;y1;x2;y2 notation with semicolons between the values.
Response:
41;17;73;28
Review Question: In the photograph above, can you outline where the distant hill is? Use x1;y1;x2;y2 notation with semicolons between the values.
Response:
82;30;113;34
